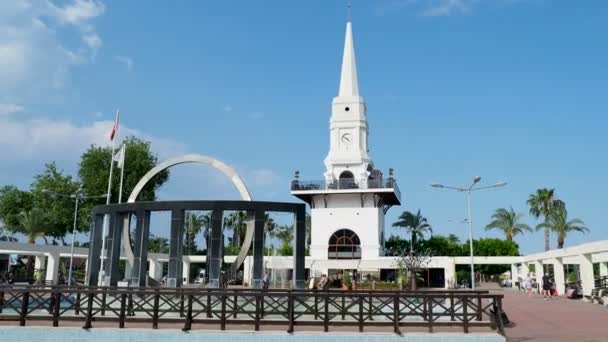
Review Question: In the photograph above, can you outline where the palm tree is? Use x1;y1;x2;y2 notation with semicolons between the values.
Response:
184;212;211;254
16;208;49;276
392;210;432;254
537;200;588;249
485;207;532;241
225;211;248;247
527;188;555;251
17;208;49;244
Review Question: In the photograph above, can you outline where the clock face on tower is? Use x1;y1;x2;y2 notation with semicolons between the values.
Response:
341;133;352;146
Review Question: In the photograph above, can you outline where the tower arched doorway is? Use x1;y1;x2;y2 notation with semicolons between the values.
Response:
328;229;361;259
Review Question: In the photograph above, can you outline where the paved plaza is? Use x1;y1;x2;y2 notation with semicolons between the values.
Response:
498;286;608;342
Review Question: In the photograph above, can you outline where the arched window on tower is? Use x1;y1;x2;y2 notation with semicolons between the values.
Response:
338;170;357;189
328;229;361;259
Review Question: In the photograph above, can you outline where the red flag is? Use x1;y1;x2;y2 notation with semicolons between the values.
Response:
110;110;120;141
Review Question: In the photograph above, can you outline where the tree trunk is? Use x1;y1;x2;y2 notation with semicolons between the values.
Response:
557;232;565;249
409;270;417;291
506;233;512;242
411;233;417;255
544;226;550;251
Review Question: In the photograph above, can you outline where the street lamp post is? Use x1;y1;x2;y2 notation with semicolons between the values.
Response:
431;177;507;290
43;189;107;286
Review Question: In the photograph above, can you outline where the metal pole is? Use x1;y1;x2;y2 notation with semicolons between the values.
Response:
118;144;126;204
68;194;80;286
99;138;116;285
467;190;475;290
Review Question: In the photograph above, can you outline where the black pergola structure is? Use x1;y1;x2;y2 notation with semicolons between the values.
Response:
85;200;307;289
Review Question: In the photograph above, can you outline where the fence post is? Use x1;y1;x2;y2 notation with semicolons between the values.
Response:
0;289;4;314
393;293;400;334
427;295;433;333
341;293;345;320
179;293;185;318
476;296;482;321
182;294;193;332
233;293;238;318
496;296;505;336
287;291;295;333
100;291;107;316
462;296;469;333
83;292;94;329
323;293;329;332
206;292;212;318
450;293;455;321
19;291;30;326
152;291;160;329
368;292;373;321
254;292;261;331
75;291;81;315
119;292;127;328
220;293;227;331
358;295;364;332
52;290;61;327
314;290;318;320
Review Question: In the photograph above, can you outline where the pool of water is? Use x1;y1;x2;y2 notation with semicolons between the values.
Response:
0;327;505;342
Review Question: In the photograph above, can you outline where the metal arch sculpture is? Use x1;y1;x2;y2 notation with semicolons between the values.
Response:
121;153;255;281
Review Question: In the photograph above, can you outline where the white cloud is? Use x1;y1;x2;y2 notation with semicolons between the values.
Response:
375;0;526;17
0;103;23;116
92;111;103;118
114;55;134;71
223;105;233;112
0;112;186;186
0;0;105;100
55;0;106;25
423;0;471;16
83;32;102;50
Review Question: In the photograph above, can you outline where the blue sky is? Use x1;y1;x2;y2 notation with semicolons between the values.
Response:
1;0;607;254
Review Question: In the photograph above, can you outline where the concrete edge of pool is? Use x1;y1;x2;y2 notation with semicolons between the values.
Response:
0;327;506;342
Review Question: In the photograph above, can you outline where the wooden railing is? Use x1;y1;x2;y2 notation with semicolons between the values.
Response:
0;286;505;336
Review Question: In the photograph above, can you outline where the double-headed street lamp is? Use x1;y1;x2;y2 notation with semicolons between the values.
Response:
431;177;507;289
42;189;108;286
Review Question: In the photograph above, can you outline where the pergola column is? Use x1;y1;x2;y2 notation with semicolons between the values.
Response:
86;214;104;286
293;205;306;289
251;209;265;289
131;210;151;287
45;252;60;285
34;255;46;272
552;257;565;296
445;259;456;289
148;258;162;281
579;253;595;297
103;213;125;286
534;260;543;293
182;258;191;285
167;209;185;288
510;264;518;289
207;209;224;288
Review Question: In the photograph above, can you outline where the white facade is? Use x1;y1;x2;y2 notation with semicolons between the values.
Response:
293;20;400;262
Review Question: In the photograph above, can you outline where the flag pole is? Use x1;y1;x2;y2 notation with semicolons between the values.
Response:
99;110;119;286
118;144;126;204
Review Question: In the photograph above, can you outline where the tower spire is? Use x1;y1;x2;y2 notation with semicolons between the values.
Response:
338;19;359;97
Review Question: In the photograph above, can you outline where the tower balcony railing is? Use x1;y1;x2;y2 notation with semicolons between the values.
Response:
291;178;399;193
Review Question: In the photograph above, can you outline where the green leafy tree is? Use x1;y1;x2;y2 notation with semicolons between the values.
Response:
0;186;34;230
305;213;312;247
527;188;556;251
384;236;410;256
30;163;82;240
463;238;520;275
419;235;464;256
485;207;532;241
536;200;588;249
392;209;432;254
78;136;169;227
264;214;278;251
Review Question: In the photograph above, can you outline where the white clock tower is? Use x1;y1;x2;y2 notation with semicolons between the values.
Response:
291;20;401;263
323;21;372;184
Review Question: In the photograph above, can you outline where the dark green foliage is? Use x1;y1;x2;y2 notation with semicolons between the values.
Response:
0;186;33;229
78;136;169;228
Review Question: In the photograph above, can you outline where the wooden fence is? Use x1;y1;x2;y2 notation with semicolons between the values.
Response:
0;286;505;336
